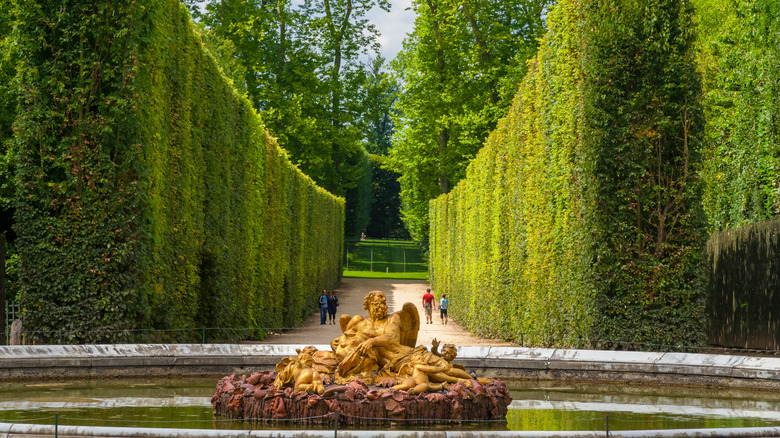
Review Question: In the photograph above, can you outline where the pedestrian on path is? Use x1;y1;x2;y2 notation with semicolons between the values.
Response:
319;290;329;325
439;294;449;324
422;288;434;324
327;291;339;324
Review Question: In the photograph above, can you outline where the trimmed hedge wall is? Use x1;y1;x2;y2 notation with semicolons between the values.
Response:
706;216;780;350
697;0;780;232
429;0;707;349
13;0;344;343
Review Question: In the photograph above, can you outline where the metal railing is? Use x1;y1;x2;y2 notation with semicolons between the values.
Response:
344;238;428;273
4;301;19;345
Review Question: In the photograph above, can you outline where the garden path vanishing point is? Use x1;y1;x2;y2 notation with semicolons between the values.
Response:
256;277;515;349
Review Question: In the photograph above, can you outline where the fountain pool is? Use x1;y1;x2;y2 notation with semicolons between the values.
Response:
1;377;778;432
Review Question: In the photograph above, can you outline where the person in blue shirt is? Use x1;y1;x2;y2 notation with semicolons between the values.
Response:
319;290;328;325
439;294;449;325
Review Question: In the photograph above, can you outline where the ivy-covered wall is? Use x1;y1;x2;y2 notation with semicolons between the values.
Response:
13;0;344;343
429;0;707;349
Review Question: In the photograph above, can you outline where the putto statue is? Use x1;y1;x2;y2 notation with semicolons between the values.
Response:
212;291;511;425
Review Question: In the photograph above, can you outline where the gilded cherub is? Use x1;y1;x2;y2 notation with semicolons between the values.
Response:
426;339;488;384
387;340;487;393
274;349;325;395
390;346;448;394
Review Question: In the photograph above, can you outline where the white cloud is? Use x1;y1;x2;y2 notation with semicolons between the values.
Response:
367;0;414;61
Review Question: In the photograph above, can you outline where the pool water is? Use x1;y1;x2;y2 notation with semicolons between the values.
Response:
0;378;778;431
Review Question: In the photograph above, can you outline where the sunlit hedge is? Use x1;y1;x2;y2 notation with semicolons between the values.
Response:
695;0;779;231
13;0;344;343
430;0;707;349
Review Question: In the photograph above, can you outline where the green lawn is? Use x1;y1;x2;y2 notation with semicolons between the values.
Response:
342;270;429;280
343;239;428;278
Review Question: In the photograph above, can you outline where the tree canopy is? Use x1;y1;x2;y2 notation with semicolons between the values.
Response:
390;0;552;243
186;0;395;238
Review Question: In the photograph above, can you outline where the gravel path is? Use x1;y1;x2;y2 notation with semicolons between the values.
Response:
258;278;515;349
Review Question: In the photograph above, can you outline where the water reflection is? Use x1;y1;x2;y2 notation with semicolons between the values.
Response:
507;381;780;431
0;378;778;431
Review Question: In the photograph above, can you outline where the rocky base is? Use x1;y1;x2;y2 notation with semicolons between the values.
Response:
211;371;512;426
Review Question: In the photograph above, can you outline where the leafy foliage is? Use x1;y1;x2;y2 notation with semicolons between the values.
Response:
706;216;780;350
362;57;398;156
390;0;552;243
366;154;408;239
0;1;18;241
13;0;344;343
695;0;780;232
189;0;388;239
429;0;707;349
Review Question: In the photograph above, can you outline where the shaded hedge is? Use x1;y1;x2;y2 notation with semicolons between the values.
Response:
429;0;706;349
706;216;780;350
366;154;408;239
13;0;344;343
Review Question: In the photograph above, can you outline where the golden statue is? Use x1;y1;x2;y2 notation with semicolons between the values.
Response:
274;348;328;395
276;290;483;393
331;290;419;383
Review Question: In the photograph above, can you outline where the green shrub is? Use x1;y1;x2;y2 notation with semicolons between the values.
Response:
695;0;780;231
430;0;707;349
13;0;343;343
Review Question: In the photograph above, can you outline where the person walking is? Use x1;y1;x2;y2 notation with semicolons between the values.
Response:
422;288;435;324
439;294;449;324
327;291;339;324
319;290;328;325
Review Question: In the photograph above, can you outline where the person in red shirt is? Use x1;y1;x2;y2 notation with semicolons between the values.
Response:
422;288;435;324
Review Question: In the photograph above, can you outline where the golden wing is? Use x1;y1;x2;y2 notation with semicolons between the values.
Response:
396;302;420;348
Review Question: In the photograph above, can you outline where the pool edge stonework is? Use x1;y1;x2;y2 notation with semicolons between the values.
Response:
1;344;779;390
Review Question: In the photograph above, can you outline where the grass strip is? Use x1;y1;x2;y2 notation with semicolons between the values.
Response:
342;271;429;280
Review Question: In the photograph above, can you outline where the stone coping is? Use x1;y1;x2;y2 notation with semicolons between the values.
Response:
1;423;780;438
1;344;779;388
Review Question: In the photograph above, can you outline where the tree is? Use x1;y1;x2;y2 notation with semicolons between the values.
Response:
390;0;552;243
363;56;398;156
366;154;408;238
188;0;388;238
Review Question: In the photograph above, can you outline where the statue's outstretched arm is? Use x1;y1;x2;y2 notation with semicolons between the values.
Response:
414;363;449;374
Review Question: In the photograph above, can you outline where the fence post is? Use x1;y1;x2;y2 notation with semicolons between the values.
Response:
370;250;373;272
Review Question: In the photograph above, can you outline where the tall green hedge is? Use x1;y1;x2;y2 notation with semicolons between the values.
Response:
695;0;779;232
430;0;707;349
13;0;344;343
706;216;780;350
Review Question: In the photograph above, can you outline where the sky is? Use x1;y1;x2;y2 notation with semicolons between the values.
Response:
366;0;415;62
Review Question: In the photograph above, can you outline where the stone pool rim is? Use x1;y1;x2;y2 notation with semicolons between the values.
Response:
1;344;779;390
